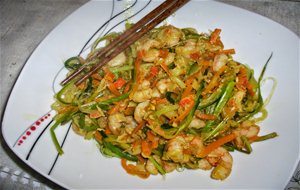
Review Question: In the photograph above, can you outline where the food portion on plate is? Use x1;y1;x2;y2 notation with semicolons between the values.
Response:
50;24;277;180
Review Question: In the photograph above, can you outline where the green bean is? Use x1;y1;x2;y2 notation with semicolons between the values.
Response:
198;84;226;110
213;81;235;116
149;156;166;175
50;112;74;155
102;141;138;162
237;53;273;123
203;118;228;141
202;81;235;133
241;135;252;154
255;132;278;142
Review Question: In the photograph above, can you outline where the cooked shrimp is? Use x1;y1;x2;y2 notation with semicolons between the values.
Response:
164;135;190;163
206;147;233;180
175;39;198;59
134;100;150;123
107;52;126;67
131;80;153;102
137;39;161;62
234;121;260;148
188;117;206;129
145;156;162;175
213;54;228;72
157;25;183;47
156;78;177;94
198;158;213;170
108;113;136;135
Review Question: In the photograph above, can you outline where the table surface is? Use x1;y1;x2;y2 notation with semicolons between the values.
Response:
0;0;299;189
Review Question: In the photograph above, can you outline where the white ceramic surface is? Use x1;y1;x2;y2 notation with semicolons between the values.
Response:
1;0;299;189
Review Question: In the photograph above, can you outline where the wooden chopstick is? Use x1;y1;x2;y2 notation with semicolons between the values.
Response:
60;0;175;85
61;0;189;86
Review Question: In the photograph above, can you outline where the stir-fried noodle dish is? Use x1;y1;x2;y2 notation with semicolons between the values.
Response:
51;25;277;180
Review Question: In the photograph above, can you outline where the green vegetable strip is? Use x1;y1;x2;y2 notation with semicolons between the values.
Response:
213;81;235;116
255;132;278;142
238;53;273;123
154;105;179;117
175;82;204;135
197;84;226;110
109;65;134;73
202;81;235;133
149;156;166;175
102;141;138;162
203;118;228;141
50;113;73;155
241;135;252;153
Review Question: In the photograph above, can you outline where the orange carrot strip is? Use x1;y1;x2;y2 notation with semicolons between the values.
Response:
91;73;102;80
121;159;150;179
196;113;216;120
105;127;112;135
198;133;236;158
132;120;146;134
141;140;152;157
174;99;195;123
107;81;121;96
104;69;115;82
129;51;143;98
220;48;236;55
190;52;201;61
114;78;126;89
77;82;86;90
181;78;194;99
94;131;103;142
210;28;221;44
160;62;172;76
107;102;121;115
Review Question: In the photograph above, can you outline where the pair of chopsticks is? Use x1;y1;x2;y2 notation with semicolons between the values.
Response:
61;0;190;86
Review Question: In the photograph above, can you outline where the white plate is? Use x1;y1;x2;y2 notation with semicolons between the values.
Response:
1;0;299;189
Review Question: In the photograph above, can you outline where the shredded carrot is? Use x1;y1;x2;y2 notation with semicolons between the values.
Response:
179;96;193;107
198;133;236;158
202;65;227;96
220;48;236;55
159;49;169;58
236;66;248;91
105;127;112;135
174;99;195;123
92;79;100;87
94;131;102;142
247;82;255;96
129;51;143;99
77;82;86;90
132;120;146;134
160;62;172;76
137;155;146;164
141;140;152;157
104;69;115;82
124;106;135;116
181;78;194;99
153;97;168;104
114;78;126;89
190;52;201;61
196;113;216;120
91;73;102;80
210;28;221;44
107;102;121;115
107;81;121;96
121;159;150;179
123;81;131;93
